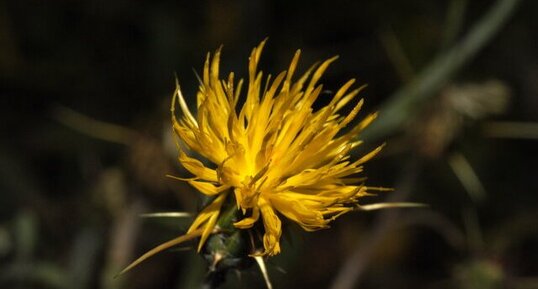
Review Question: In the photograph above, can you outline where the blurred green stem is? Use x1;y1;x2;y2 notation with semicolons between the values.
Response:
380;27;415;82
362;0;522;142
53;105;138;145
448;152;487;203
442;0;468;49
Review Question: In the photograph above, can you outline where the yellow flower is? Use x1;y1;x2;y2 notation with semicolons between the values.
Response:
117;41;424;277
172;40;383;256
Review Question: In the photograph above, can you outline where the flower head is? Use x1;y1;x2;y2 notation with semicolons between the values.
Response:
172;40;383;256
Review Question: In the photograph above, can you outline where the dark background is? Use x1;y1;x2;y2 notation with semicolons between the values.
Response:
1;0;537;288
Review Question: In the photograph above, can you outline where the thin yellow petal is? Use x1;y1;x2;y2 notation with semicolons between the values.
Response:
179;150;218;182
188;180;226;196
186;192;229;251
259;198;281;256
234;207;260;229
172;80;198;128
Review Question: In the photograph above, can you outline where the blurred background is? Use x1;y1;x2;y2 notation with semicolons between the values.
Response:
1;0;537;288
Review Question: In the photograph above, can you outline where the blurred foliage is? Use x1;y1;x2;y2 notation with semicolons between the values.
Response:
1;0;537;288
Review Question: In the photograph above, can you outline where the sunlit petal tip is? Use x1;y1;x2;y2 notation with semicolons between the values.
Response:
357;202;427;211
172;83;198;128
140;212;192;218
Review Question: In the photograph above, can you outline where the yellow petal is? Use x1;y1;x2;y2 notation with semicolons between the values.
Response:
187;192;229;251
187;180;227;196
179;150;218;182
271;194;327;231
258;198;282;256
233;207;260;229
